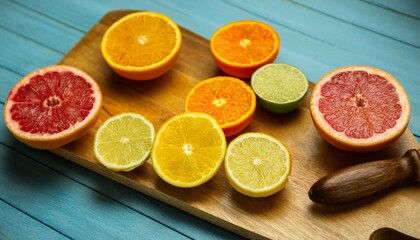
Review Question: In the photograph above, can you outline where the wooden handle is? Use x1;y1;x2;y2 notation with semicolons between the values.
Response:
308;149;420;204
370;227;420;240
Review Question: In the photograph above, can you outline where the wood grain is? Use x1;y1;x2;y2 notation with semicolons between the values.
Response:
53;10;420;240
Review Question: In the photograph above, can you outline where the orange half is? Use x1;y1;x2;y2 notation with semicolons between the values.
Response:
101;11;182;80
185;76;257;137
210;20;280;78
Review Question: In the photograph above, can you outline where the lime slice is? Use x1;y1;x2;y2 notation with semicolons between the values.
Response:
94;113;155;171
225;132;291;197
251;63;309;113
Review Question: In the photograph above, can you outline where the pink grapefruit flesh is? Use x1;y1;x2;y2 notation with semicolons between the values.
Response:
310;66;410;152
4;65;102;149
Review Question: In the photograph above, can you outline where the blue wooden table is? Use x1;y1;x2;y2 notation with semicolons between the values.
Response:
1;0;419;239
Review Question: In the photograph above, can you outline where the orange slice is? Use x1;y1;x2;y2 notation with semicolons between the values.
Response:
101;11;182;80
151;112;226;188
210;20;280;78
185;76;256;137
310;66;411;152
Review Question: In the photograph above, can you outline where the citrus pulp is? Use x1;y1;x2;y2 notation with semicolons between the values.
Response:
152;112;226;188
210;20;280;78
251;63;309;113
185;76;256;137
4;65;102;149
310;66;411;152
101;11;182;80
225;132;291;197
94;113;155;171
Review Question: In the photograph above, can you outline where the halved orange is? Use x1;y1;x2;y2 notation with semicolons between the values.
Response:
152;112;226;188
101;11;182;80
210;20;280;78
185;76;256;137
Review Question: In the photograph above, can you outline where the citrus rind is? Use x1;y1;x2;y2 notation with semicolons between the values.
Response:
94;113;155;171
225;132;291;197
251;63;309;113
4;65;102;149
185;76;257;137
151;112;226;188
310;66;411;152
210;20;280;78
101;11;182;81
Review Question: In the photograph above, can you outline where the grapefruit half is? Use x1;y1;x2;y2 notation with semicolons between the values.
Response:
310;66;410;152
4;65;102;149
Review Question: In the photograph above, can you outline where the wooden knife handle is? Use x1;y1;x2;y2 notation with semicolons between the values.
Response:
308;149;420;204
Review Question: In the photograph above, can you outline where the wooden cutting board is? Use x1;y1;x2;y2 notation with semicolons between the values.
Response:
53;10;420;239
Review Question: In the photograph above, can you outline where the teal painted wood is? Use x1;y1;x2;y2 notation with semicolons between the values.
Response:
0;68;20;102
365;0;420;19
0;27;62;74
0;200;67;240
293;0;420;48
0;0;83;54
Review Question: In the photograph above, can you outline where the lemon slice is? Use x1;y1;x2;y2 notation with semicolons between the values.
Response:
152;112;226;188
94;113;155;171
251;63;309;113
225;132;291;197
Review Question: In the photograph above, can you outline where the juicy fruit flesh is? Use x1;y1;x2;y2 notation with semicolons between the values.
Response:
318;71;402;139
153;114;226;185
252;64;308;103
9;71;95;134
95;115;154;165
104;15;177;67
213;23;276;64
228;136;287;189
186;78;254;125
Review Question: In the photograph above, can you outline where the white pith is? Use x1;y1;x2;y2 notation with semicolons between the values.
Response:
225;132;291;195
94;113;155;171
310;66;411;146
5;65;102;141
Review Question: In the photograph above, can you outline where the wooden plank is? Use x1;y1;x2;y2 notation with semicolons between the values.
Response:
0;68;21;102
0;0;83;54
0;27;62;74
0;105;244;240
293;0;420;47
0;200;67;239
46;10;419;239
0;144;192;240
11;0;104;32
365;0;420;19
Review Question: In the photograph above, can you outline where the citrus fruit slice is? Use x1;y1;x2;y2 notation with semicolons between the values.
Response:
225;132;291;197
210;20;280;78
4;65;102;149
152;112;226;188
251;63;309;113
94;113;155;171
185;76;257;137
310;66;411;152
101;11;182;80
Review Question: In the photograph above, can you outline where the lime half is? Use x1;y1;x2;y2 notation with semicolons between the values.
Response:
251;63;309;113
94;113;155;171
